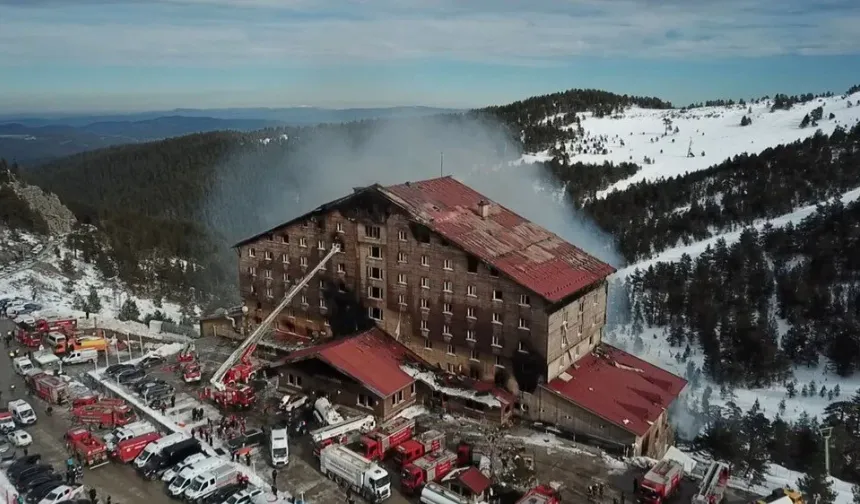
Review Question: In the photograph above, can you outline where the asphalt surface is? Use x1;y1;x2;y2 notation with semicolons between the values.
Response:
0;317;175;504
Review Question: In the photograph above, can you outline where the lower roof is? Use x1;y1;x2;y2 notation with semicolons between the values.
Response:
544;344;687;437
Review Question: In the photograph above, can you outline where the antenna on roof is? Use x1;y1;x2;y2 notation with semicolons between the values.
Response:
440;151;444;177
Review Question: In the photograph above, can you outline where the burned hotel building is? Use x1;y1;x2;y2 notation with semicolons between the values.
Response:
233;176;686;458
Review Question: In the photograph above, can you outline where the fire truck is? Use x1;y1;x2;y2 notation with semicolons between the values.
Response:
71;398;135;428
180;361;202;383
394;430;445;468
515;485;561;504
400;450;457;495
27;372;70;404
692;461;731;504
312;415;377;456
113;432;162;463
15;325;42;348
65;428;110;468
638;459;685;504
202;244;341;410
355;417;416;461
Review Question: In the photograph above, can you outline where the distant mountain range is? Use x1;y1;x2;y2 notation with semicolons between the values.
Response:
0;106;460;164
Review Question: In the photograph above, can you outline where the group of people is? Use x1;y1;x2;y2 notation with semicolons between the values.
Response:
65;457;84;485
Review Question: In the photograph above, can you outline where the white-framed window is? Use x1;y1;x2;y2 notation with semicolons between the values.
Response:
336;222;344;233
398;273;407;285
318;279;325;290
264;250;273;261
421;255;429;267
317;240;326;250
443;259;452;270
443;303;452;314
466;307;476;319
281;253;289;264
446;363;454;372
443;281;452;293
248;266;257;276
424;339;432;349
369;246;382;259
492;313;502;324
357;394;372;407
397;252;407;263
420;277;429;289
467;285;477;297
447;344;455;355
420;298;429;309
398;294;406;305
518;318;530;330
443;324;451;336
282;272;290;283
470;349;479;361
518;341;527;353
264;269;272;279
368;266;383;280
248;247;256;258
493;290;503;302
266;287;273;298
365;225;381;239
300;295;307;305
299;237;307;248
491;335;501;347
420;320;428;331
319;298;327;309
519;294;531;306
368;286;383;299
495;356;504;368
300;257;308;267
398;230;408;241
287;374;302;387
281;235;289;244
466;330;476;341
368;307;383;320
337;263;345;273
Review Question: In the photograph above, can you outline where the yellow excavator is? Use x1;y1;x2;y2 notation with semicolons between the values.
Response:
752;487;804;504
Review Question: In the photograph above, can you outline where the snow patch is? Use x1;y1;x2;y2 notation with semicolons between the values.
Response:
400;365;502;408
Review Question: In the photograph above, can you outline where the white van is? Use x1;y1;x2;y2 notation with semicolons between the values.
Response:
33;352;61;371
62;349;98;366
168;457;223;497
104;420;156;450
270;427;289;467
45;332;67;351
162;452;208;483
12;357;35;375
134;432;189;469
8;399;37;425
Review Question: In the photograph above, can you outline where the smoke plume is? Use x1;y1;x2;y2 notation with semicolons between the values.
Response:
205;113;623;279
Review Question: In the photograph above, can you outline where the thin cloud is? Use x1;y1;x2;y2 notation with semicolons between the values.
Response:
1;0;859;66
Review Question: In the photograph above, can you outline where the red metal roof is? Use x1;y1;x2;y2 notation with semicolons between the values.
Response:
545;344;687;437
277;328;415;398
454;467;492;495
381;176;616;303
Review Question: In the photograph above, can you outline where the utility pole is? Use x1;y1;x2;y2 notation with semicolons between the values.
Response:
440;151;444;177
819;426;833;476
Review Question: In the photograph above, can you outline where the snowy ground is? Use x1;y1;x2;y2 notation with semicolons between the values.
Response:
0;230;190;334
521;91;860;198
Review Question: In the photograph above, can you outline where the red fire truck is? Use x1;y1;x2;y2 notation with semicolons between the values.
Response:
516;485;561;504
66;428;110;468
393;429;445;468
71;398;135;428
400;450;458;495
113;432;161;463
28;372;70;404
354;417;416;461
639;459;685;504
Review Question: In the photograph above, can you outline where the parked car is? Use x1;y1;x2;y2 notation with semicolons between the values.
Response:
137;355;165;370
117;368;147;385
226;428;265;455
37;484;84;504
26;480;64;504
104;364;136;379
134;377;168;394
8;430;33;447
141;383;174;403
199;483;247;504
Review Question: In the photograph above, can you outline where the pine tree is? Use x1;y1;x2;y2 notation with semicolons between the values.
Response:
86;286;102;314
787;381;797;398
118;298;140;322
852;483;860;504
820;386;827;398
834;384;841;397
778;399;786;416
797;459;837;504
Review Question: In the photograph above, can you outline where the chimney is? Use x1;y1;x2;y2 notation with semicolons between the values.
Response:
477;200;491;219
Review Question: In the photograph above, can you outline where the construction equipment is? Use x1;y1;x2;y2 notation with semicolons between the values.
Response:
319;444;392;503
752;488;805;504
357;417;416;461
401;450;457;495
692;461;730;504
515;485;561;504
65;428;110;468
312;415;377;456
638;459;684;504
71;398;135;428
203;244;340;409
395;430;445;468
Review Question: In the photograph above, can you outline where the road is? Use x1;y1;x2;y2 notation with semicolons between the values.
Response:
0;318;175;504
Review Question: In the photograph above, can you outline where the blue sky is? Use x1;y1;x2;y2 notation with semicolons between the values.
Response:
1;0;859;113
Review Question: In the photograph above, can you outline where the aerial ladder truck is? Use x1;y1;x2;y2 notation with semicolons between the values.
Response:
691;461;730;504
202;244;341;410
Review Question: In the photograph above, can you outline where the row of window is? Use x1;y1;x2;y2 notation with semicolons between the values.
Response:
249;261;347;279
366;304;530;330
424;341;523;369
367;267;529;304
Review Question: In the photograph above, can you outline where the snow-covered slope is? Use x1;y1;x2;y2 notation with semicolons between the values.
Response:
523;91;860;198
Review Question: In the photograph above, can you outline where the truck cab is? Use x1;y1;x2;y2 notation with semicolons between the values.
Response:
0;412;17;433
13;357;35;375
